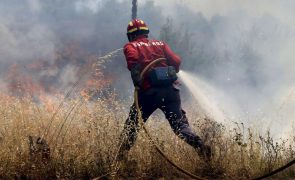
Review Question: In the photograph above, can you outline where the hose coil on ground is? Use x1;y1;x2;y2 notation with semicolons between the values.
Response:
94;57;295;180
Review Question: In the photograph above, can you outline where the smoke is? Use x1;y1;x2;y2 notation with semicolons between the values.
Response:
75;0;104;13
0;0;294;137
59;65;79;89
150;0;295;137
0;16;56;65
0;0;163;97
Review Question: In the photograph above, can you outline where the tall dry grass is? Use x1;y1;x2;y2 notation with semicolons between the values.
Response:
0;92;295;179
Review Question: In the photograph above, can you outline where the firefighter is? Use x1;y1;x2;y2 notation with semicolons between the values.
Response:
118;19;211;161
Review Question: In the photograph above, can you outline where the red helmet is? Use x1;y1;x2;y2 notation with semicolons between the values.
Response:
127;19;149;35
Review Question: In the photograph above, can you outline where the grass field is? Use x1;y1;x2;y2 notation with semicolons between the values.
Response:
0;92;294;179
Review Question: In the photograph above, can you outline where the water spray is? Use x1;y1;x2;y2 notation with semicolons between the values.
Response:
178;70;226;123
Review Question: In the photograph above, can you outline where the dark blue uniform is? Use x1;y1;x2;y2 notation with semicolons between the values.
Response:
120;86;204;153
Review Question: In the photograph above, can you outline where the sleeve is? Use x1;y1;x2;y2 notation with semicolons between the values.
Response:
163;43;181;72
124;43;139;71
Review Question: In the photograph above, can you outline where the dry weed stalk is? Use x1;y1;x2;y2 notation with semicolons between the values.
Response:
0;93;294;179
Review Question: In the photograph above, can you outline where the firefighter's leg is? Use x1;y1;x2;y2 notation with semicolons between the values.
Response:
117;95;157;160
159;87;211;160
161;104;211;160
160;103;203;149
119;104;139;153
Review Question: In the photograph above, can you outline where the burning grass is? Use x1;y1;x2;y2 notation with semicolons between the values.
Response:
0;93;295;179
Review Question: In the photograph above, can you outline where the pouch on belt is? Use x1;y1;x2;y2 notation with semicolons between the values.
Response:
149;66;177;87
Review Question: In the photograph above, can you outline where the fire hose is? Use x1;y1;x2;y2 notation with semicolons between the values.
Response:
135;58;295;180
41;48;295;180
93;58;207;180
94;57;295;180
134;58;206;179
252;159;295;180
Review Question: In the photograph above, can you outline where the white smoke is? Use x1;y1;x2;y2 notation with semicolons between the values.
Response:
59;65;79;89
0;0;294;137
75;0;104;13
140;0;295;137
28;0;42;12
151;0;295;25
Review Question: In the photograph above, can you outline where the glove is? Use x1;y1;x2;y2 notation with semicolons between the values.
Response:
131;64;142;88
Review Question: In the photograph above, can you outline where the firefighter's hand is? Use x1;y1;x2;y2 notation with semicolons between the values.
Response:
131;64;142;88
168;66;177;77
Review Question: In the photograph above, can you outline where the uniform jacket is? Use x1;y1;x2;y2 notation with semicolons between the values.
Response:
123;36;181;89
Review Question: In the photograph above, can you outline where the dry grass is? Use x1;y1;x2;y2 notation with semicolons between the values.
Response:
0;92;295;179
